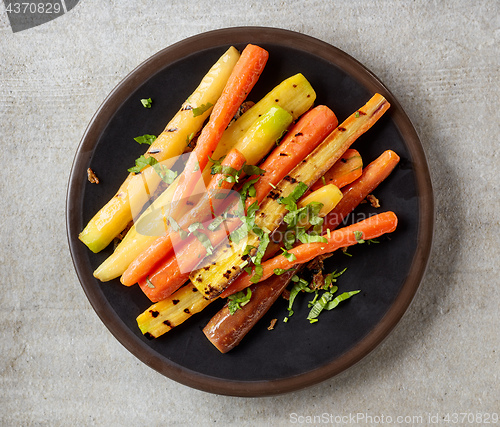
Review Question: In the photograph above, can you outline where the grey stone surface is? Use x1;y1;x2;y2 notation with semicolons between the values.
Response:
0;0;498;425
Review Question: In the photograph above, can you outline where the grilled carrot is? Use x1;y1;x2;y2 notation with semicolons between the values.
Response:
322;150;400;231
168;44;269;220
310;148;362;191
220;211;398;297
203;268;300;353
121;148;246;287
245;105;338;208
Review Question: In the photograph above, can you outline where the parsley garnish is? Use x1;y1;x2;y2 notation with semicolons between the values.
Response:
354;230;365;244
307;289;360;323
355;111;360;118
227;288;252;315
153;164;177;184
281;248;297;262
128;155;158;173
134;134;157;145
192;102;213;117
141;98;153;108
145;277;155;288
278;182;308;212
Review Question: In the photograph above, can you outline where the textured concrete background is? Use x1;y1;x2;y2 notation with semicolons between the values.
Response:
0;0;498;425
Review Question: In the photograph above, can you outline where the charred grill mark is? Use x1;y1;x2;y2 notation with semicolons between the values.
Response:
338;127;346;132
341;158;347;163
166;128;179;132
358;110;366;116
149;149;161;154
283;175;297;184
293;84;297;88
203;266;210;271
268;190;281;200
149;310;159;318
144;332;155;340
223;270;232;279
192;287;198;292
196;277;203;282
295;132;303;137
279;153;288;156
172;299;180;305
163;320;172;327
184;308;190;314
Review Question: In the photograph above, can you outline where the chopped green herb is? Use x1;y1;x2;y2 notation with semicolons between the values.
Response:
367;238;379;245
167;216;188;239
134;134;157;145
141;98;153;108
239;177;260;203
146;277;155;288
153;164;177;184
326;228;331;239
355;111;360;118
324;290;360;310
207;216;224;232
191;230;214;255
227;288;252;315
342;247;352;257
242;164;266;176
321;176;326;185
278;182;308;212
192;102;213;117
281;248;297;262
187;222;204;233
273;268;293;276
354;230;365;244
128;155;158;173
324;268;347;288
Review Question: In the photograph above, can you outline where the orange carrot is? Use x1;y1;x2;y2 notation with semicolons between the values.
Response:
322;150;400;232
169;44;268;219
245;105;338;209
220;211;398;297
121;148;247;287
139;215;242;301
310;148;362;191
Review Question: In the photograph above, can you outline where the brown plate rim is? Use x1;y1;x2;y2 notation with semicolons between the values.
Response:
66;26;434;397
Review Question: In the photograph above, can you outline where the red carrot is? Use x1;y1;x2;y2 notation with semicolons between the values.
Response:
322;150;400;232
203;268;299;353
170;44;268;219
121;148;247;287
245;105;338;209
220;211;398;297
309;148;362;191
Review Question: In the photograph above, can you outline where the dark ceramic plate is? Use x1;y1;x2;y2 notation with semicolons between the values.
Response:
67;27;433;396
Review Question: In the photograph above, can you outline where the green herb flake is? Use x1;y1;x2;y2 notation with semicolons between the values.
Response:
281;248;297;262
321;176;326;185
146;277;155;288
355;111;360;118
192;102;213;117
324;268;347;288
354;230;365;244
141;98;153;108
134;134;157;145
153;164;177;184
227;288;252;315
274;268;292;276
128;155;158;173
278;182;308;212
242;164;266;176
